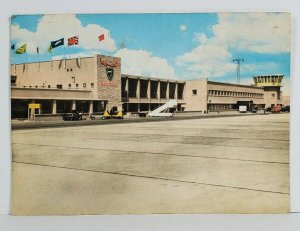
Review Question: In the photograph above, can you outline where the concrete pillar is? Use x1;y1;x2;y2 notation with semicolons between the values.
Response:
166;81;169;100
147;80;151;102
89;101;93;114
52;100;57;114
137;103;140;112
175;82;178;100
137;78;140;102
157;81;161;102
71;100;76;110
30;100;35;118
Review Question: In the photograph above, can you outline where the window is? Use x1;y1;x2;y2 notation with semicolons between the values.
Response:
76;84;79;88
91;83;94;88
272;93;276;98
48;85;51;88
11;76;17;86
83;83;86;87
57;84;62;89
192;89;197;95
68;84;71;88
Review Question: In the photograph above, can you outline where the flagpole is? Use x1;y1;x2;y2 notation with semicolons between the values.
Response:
37;43;40;71
64;44;66;69
25;43;28;72
51;48;53;71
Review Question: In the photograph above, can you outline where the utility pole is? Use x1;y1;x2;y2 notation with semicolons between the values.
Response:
233;58;244;84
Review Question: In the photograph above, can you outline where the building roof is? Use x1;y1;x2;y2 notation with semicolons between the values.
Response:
207;81;263;89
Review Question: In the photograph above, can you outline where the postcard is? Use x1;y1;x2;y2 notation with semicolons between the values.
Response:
10;13;290;215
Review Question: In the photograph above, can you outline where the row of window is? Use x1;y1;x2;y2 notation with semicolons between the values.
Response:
22;83;94;89
208;104;233;110
208;90;263;98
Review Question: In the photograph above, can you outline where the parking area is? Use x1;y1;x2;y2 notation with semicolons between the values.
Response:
11;113;289;215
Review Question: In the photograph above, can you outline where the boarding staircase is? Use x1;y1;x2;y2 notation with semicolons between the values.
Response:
148;99;178;117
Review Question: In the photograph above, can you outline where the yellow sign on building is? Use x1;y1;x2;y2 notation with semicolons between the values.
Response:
28;103;40;109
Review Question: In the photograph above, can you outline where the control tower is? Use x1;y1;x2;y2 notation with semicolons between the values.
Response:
253;74;283;107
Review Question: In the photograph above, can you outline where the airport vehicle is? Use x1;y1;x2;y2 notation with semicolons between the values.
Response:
238;105;247;113
271;105;282;113
148;99;177;117
102;107;124;119
250;105;259;113
62;110;82;121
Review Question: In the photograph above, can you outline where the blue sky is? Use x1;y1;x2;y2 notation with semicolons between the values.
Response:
10;13;291;94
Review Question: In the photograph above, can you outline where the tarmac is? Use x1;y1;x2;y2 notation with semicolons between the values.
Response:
11;113;290;214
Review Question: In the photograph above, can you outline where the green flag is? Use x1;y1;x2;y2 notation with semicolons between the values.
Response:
48;45;52;53
16;44;26;54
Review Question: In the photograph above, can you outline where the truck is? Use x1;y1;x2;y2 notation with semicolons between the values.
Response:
239;105;247;113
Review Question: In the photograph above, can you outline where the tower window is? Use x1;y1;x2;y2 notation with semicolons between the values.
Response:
192;89;197;95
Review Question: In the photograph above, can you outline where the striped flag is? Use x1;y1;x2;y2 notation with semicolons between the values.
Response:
51;38;64;48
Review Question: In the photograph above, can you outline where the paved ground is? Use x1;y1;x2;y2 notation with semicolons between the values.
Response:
11;113;290;215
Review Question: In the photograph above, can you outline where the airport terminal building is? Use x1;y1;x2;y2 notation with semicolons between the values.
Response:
11;54;285;119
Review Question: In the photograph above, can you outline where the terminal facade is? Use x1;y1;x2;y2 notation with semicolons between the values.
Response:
11;54;285;119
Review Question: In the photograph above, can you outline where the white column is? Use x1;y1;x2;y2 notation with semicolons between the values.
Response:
166;81;169;100
147;80;151;102
175;82;178;100
89;101;93;114
71;100;76;110
30;100;35;118
52;100;57;114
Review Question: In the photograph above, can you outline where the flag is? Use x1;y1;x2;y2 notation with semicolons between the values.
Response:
37;46;39;54
68;36;79;46
98;34;105;42
11;44;15;50
16;44;26;54
48;45;52;53
51;38;64;48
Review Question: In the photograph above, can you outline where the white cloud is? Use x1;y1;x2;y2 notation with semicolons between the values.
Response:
114;48;176;79
214;13;290;54
177;36;235;78
176;13;290;79
11;14;116;54
180;24;187;31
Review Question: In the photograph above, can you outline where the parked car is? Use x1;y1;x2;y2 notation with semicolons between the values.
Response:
271;105;282;113
281;105;290;112
62;110;83;121
265;106;272;112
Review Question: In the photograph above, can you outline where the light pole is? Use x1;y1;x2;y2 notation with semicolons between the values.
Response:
233;58;244;84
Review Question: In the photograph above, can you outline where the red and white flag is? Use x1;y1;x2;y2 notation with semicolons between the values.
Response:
68;36;79;46
98;34;105;42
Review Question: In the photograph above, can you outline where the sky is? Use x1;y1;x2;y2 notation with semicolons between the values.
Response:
10;13;291;95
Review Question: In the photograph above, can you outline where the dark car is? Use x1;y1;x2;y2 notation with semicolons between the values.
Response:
282;105;290;112
63;110;83;121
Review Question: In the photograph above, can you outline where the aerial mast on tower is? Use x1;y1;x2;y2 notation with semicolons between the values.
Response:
233;58;244;84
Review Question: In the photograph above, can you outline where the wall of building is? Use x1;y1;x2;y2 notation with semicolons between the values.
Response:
207;81;265;110
184;79;208;112
263;87;282;107
11;56;99;99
